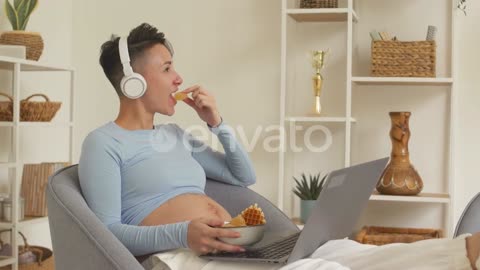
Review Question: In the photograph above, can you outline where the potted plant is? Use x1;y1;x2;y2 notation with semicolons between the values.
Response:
293;172;327;223
0;0;43;61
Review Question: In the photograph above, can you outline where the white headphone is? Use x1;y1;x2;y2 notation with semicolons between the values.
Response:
118;36;147;99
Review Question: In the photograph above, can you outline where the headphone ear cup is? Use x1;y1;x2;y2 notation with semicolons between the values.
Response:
121;73;147;99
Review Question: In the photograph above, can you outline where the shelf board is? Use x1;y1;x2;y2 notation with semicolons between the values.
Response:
0;221;13;229
0;163;16;169
286;116;356;123
0;121;73;127
369;191;450;204
18;216;49;227
352;77;453;86
0;55;73;71
18;121;73;127
0;217;49;228
286;8;358;22
0;122;13;127
0;256;15;267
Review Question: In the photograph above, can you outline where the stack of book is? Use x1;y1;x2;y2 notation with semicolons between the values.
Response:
370;25;437;42
370;31;393;41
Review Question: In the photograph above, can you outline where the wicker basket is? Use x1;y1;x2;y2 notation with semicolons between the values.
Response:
20;94;61;122
355;226;443;245
300;0;338;8
0;231;55;270
0;93;13;121
0;93;61;122
0;31;44;61
371;40;436;77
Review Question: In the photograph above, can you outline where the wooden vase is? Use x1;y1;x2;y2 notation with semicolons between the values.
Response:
376;112;424;195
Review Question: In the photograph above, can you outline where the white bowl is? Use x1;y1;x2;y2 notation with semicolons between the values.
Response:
218;224;266;246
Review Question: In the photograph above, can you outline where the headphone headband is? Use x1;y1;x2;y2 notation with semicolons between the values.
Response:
118;37;133;77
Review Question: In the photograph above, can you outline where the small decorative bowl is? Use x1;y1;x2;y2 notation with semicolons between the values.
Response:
218;224;266;246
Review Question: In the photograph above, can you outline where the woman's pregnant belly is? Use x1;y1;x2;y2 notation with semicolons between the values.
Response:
139;193;232;226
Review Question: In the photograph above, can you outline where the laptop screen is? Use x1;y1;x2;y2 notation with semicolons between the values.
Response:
287;158;389;264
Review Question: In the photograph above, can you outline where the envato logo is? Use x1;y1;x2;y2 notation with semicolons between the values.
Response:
150;124;333;153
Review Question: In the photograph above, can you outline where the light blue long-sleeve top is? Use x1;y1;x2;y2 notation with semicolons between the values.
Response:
78;120;256;256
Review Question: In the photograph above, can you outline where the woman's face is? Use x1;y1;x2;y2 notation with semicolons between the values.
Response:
137;43;183;116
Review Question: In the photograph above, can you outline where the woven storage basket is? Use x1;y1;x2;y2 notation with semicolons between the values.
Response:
355;226;443;245
300;0;338;8
0;231;54;270
20;94;61;122
371;40;436;77
0;31;44;61
21;162;71;217
0;93;13;121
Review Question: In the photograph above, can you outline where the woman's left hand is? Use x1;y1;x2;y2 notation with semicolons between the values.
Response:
180;85;222;127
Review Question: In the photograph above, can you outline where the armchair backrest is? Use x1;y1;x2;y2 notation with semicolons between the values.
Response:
47;165;144;270
455;192;480;237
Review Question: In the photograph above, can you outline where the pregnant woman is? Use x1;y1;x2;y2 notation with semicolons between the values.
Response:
79;23;255;256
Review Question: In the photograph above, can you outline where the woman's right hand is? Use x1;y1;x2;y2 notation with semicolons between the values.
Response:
187;217;245;255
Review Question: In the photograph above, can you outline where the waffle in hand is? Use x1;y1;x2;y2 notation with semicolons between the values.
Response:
174;92;188;101
241;203;266;226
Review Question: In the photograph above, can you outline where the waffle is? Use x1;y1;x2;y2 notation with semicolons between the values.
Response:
174;92;188;101
240;203;266;226
223;214;246;227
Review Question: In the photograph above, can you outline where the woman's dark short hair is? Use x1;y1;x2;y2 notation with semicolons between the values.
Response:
99;23;174;96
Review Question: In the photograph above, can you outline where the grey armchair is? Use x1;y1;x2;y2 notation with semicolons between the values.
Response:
454;192;480;237
47;165;298;270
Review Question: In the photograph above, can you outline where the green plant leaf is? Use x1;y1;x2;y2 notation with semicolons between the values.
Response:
14;0;22;9
293;177;304;193
298;184;309;197
293;190;307;200
316;174;327;198
25;0;37;19
4;0;19;30
294;178;306;194
15;0;28;30
294;178;309;199
19;0;37;30
309;178;316;199
313;173;321;196
301;178;310;197
312;178;319;199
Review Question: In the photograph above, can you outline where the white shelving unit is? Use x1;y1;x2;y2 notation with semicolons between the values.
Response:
279;0;359;217
279;0;457;236
0;56;74;270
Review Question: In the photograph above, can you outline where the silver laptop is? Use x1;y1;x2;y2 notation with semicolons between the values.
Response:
202;157;389;264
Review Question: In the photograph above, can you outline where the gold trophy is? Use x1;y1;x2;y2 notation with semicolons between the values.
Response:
311;50;327;115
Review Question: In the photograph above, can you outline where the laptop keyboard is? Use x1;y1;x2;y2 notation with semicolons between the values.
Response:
211;232;301;260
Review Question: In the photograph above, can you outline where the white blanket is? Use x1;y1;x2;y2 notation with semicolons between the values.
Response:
146;235;473;270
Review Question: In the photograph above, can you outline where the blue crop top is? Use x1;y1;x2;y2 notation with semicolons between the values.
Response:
78;120;256;256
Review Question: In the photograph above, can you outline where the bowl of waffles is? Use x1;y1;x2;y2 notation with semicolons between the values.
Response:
218;203;267;246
